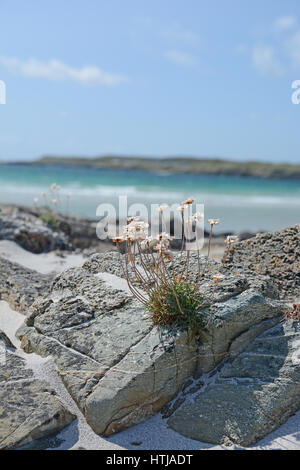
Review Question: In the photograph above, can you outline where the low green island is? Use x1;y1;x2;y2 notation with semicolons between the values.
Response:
6;155;300;180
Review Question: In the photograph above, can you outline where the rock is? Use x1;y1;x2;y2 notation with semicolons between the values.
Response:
0;204;114;252
0;205;71;253
168;322;300;446
0;346;75;449
226;225;300;301
0;330;16;349
0;257;53;314
195;289;284;375
17;252;285;436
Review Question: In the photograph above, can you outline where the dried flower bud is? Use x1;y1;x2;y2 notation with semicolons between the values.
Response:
213;273;225;284
181;198;194;205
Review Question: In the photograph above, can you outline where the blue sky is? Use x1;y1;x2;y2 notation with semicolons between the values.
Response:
0;0;300;163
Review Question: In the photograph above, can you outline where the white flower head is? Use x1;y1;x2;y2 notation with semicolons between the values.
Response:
190;212;204;222
225;235;238;245
123;220;149;241
157;232;173;241
208;218;220;226
141;236;154;249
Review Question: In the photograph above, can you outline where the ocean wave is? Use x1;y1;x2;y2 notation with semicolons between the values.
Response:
0;182;300;207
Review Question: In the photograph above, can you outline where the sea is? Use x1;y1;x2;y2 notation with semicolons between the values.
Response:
0;163;299;234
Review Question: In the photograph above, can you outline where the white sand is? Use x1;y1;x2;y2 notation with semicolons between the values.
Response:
0;300;24;348
0;240;84;274
0;247;299;450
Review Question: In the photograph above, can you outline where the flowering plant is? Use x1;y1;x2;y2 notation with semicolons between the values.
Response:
114;199;237;332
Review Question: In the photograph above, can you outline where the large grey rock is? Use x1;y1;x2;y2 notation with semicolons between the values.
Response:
0;257;53;314
226;225;300;301
0;205;70;253
0;203;113;252
168;322;300;446
0;347;75;449
17;253;285;436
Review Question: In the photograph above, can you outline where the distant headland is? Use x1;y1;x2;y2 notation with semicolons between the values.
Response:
5;155;300;180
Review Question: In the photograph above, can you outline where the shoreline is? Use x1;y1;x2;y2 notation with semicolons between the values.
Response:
3;157;300;181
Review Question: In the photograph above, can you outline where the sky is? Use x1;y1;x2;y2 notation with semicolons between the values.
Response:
0;0;300;163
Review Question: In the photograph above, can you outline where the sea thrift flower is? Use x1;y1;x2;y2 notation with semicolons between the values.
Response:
208;218;219;226
141;236;153;249
181;197;194;205
123;219;149;241
225;235;238;245
157;232;173;242
190;212;204;222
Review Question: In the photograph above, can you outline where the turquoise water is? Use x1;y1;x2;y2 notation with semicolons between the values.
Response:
0;164;299;233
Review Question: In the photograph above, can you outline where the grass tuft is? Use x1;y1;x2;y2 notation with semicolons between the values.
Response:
147;280;209;332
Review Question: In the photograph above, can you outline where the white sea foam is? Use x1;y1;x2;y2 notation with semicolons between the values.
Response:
1;182;300;206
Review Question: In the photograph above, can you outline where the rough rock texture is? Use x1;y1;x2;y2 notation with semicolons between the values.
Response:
0;257;53;314
0;329;16;349
226;225;300;301
168;322;300;446
0;347;75;449
17;253;285;436
0;204;114;253
0;205;71;253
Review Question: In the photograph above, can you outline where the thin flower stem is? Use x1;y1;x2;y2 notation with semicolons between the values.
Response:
204;224;214;274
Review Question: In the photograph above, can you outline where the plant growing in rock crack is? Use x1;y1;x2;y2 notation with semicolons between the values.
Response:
33;183;72;216
113;198;238;333
40;213;59;230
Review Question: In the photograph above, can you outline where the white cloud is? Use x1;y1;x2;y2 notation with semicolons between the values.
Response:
273;15;297;33
286;31;300;67
165;50;197;67
252;45;284;77
161;24;200;44
0;56;128;86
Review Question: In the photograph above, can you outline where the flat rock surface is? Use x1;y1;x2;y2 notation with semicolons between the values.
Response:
0;346;75;450
0;256;53;314
226;225;300;301
168;322;300;446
